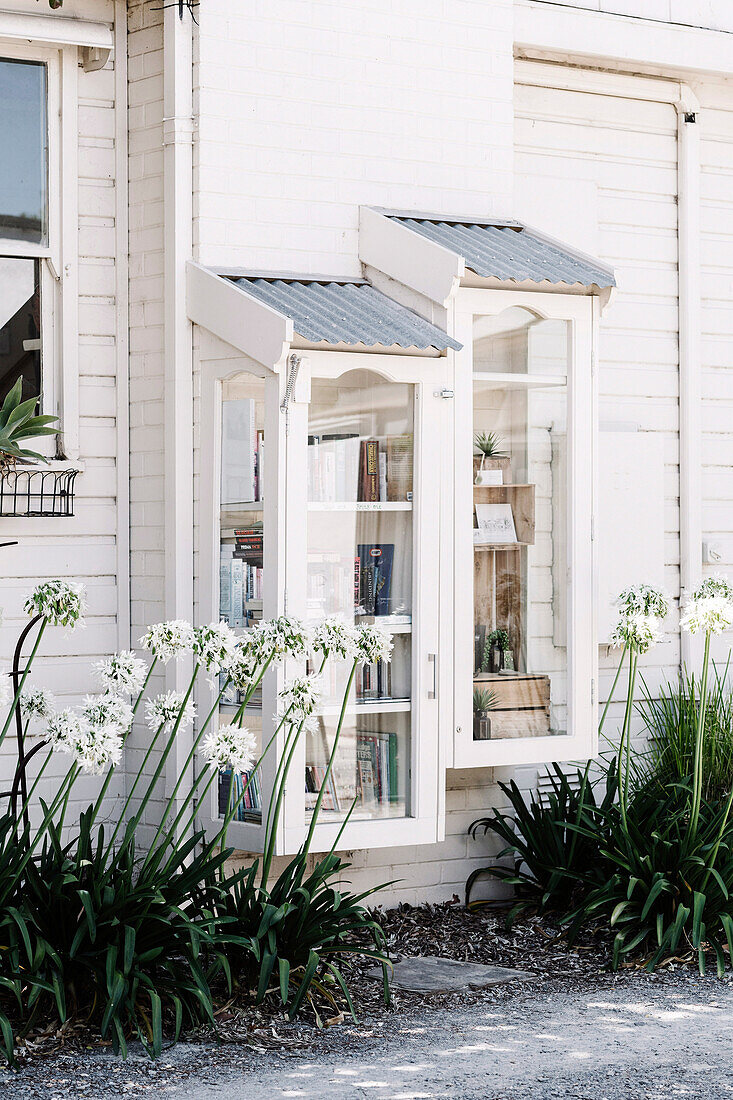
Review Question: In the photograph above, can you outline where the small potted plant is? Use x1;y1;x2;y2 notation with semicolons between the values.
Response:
482;628;510;673
474;431;509;486
473;686;498;740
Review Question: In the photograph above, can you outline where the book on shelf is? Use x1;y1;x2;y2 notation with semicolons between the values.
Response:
220;543;263;626
307;549;357;618
304;763;341;812
356;543;394;617
234;525;264;566
355;657;393;701
308;433;414;504
356;730;399;806
218;766;261;820
386;434;413;502
358;438;380;502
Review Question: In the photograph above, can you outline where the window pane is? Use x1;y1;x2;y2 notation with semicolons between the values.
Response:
217;374;267;823
306;370;414;821
471;309;570;742
0;257;41;405
0;59;47;245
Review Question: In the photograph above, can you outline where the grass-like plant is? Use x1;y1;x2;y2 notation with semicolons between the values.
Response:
473;431;508;458
0;380;58;472
0;588;392;1062
468;579;733;976
473;687;498;715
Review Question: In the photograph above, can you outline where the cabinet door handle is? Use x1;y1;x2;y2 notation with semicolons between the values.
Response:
428;653;436;699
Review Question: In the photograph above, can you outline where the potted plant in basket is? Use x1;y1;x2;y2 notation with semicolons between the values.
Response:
0;380;58;472
474;431;509;486
482;628;511;673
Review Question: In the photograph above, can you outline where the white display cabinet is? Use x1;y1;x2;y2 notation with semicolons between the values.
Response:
199;350;451;855
452;289;598;769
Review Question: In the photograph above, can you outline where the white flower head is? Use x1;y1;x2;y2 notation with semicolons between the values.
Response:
145;690;197;734
20;686;56;723
256;616;308;665
617;584;670;622
24;580;86;630
193;621;240;676
692;574;733;602
202;723;257;774
47;708;121;774
278;674;322;719
82;693;133;736
680;594;733;637
355;624;393;665
610;612;661;655
227;632;262;691
95;651;148;697
140;620;195;664
311;616;358;662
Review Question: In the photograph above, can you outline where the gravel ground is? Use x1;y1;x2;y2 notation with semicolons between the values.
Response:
2;904;732;1099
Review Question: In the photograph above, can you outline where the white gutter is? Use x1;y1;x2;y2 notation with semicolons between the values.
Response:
0;9;113;48
676;86;703;668
163;4;195;813
114;0;130;651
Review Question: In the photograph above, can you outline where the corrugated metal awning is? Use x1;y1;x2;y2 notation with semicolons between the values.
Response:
224;275;461;352
389;216;616;289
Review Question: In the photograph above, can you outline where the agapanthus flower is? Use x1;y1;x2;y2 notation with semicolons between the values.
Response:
82;693;133;736
140;620;195;663
47;709;121;774
311;616;358;661
610;613;661;654
145;691;196;733
256;616;308;664
355;624;393;664
201;723;257;774
20;686;56;722
227;634;263;691
692;574;733;602
193;621;240;676
680;593;733;636
24;580;86;630
278;674;322;719
617;584;670;621
95;651;148;696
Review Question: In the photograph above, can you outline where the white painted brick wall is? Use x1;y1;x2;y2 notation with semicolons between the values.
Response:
0;0;124;823
531;0;733;32
194;0;514;274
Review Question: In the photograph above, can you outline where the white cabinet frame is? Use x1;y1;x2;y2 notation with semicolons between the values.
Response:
452;289;598;769
199;348;451;855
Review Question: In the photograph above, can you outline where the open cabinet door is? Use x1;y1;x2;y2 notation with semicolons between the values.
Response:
453;290;597;769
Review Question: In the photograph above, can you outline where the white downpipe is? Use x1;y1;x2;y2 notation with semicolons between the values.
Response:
163;5;195;809
676;85;702;669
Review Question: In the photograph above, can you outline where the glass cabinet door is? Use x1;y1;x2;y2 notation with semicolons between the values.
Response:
455;295;595;768
305;369;414;822
217;374;267;824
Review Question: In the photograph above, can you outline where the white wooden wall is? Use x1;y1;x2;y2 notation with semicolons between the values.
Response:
0;0;126;824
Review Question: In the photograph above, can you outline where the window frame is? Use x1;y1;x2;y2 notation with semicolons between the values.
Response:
451;288;598;769
0;39;69;457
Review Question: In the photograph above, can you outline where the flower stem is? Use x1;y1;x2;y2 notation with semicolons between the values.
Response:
689;630;712;840
598;644;627;736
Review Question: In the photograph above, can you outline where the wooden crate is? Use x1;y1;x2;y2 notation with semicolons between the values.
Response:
473;672;551;740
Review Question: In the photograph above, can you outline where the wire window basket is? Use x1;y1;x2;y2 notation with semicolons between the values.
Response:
0;467;79;517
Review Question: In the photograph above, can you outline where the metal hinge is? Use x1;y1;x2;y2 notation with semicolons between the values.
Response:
591;678;596;706
591;514;595;540
435;388;454;399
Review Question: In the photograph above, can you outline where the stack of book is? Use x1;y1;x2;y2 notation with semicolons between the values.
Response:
304;764;341;812
218;767;262;820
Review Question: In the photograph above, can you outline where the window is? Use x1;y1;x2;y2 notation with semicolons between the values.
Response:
0;57;49;411
0;258;41;404
0;58;48;245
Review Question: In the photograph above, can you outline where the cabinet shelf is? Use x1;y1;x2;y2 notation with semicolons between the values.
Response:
319;699;411;717
308;501;412;512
